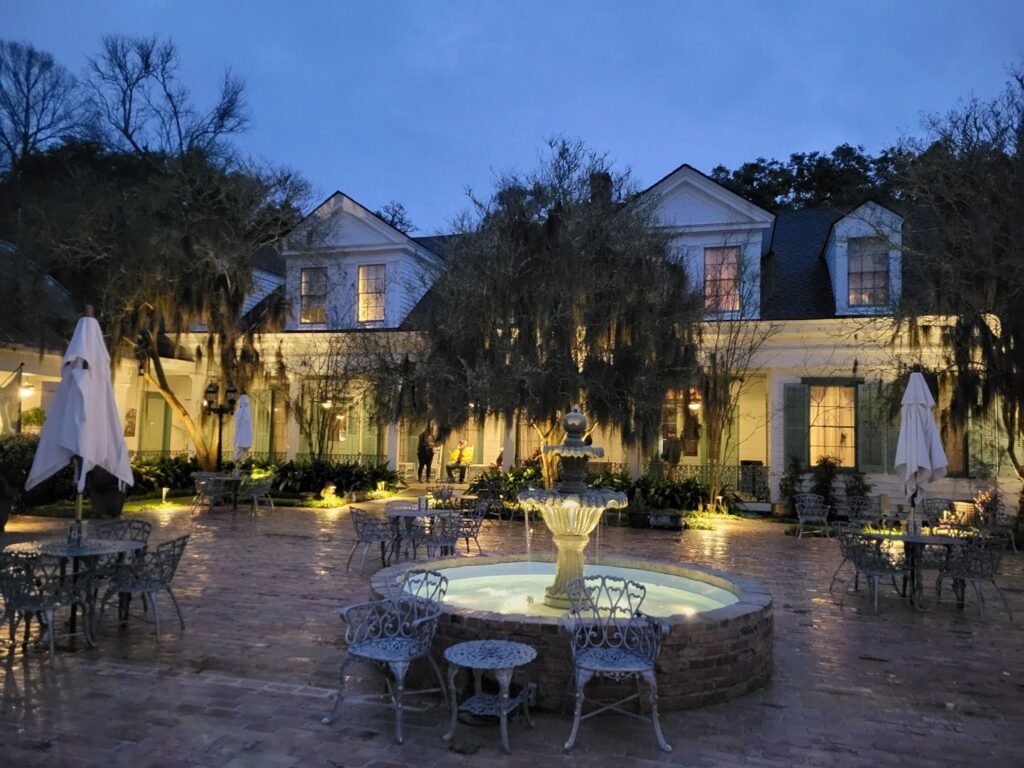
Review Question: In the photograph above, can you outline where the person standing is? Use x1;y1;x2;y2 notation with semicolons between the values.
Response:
416;427;436;483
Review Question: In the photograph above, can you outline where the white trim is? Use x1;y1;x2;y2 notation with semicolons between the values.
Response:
644;165;775;225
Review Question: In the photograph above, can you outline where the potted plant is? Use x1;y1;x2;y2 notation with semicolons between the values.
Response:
649;509;686;530
87;467;125;518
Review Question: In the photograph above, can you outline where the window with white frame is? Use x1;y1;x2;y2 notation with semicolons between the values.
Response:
847;237;889;307
704;247;741;312
300;267;327;324
357;264;386;323
809;385;856;467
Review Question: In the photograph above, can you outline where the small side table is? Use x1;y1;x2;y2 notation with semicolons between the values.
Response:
442;639;536;753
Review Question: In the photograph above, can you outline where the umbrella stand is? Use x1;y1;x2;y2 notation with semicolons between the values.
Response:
68;457;85;546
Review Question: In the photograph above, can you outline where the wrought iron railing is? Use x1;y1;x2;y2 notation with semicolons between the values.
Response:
128;450;192;463
666;463;771;502
294;452;388;466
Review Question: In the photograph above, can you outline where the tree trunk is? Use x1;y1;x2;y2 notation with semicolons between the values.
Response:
141;367;214;469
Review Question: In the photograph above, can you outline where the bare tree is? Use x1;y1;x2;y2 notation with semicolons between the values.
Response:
0;41;81;169
86;35;247;156
696;238;780;510
375;200;415;234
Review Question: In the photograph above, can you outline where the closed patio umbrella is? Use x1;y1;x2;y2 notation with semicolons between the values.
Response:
25;309;133;530
894;371;947;529
232;394;253;461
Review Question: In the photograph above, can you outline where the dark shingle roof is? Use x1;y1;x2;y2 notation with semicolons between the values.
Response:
761;209;844;320
412;234;458;259
251;244;285;276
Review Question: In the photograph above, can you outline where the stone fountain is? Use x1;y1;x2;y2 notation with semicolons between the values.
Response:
517;409;627;608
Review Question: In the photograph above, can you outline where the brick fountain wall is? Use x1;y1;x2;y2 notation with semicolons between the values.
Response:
371;555;773;711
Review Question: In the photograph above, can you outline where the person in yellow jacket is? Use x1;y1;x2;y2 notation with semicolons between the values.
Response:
445;440;474;483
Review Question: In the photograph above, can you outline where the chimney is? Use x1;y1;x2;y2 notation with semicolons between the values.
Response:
589;172;613;206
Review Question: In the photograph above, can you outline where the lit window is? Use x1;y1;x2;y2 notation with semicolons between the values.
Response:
358;264;386;323
809;385;855;467
704;247;740;312
848;238;889;307
300;268;327;324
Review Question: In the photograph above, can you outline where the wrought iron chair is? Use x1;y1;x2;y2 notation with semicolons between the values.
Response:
794;493;830;539
238;473;275;514
936;535;1014;621
94;535;190;642
562;575;671;753
91;518;153;545
840;532;907;613
382;567;450;603
0;553;96;661
974;494;1018;554
458;502;487;554
347;508;394;572
322;570;449;744
844;496;877;528
828;523;860;593
423;513;461;559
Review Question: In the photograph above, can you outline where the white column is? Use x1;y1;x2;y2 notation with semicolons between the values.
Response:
627;442;642;478
286;377;301;460
502;415;515;473
386;421;399;471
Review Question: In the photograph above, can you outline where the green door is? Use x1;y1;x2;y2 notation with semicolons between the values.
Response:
139;392;171;453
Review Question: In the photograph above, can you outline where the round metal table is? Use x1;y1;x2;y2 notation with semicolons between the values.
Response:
442;639;536;753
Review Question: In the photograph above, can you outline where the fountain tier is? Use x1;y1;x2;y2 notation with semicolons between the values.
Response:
516;410;626;608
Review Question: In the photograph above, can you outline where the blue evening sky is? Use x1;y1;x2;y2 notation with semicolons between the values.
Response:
8;1;1024;234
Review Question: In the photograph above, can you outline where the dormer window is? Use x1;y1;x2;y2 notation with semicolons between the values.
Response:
704;247;740;312
300;267;327;324
848;237;889;307
357;264;386;323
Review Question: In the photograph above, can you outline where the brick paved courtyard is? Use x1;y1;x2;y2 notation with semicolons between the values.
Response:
1;501;1022;767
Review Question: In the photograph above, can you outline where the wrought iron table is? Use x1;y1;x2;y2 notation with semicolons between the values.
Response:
386;507;458;560
4;538;145;638
442;639;536;753
860;530;971;607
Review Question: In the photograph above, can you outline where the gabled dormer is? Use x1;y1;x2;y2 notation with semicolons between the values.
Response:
824;201;903;316
281;192;442;331
643;164;775;320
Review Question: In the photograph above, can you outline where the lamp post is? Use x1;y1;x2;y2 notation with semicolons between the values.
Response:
203;382;237;471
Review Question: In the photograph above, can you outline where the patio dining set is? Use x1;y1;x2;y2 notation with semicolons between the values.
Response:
345;486;487;573
794;491;1018;617
322;568;673;754
0;519;191;662
191;470;276;515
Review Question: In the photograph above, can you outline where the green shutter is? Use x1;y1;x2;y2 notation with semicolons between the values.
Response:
857;383;887;473
783;384;810;470
968;410;1017;479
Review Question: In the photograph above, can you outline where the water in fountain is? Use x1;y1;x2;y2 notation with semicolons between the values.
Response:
517;409;628;608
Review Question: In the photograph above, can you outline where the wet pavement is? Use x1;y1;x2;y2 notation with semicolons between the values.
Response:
0;499;1022;767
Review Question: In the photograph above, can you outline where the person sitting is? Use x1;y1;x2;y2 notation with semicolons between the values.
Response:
446;440;474;483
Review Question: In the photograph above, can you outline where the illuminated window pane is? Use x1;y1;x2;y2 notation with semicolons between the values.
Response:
358;264;386;323
809;385;855;467
704;247;741;312
848;238;889;307
300;267;327;324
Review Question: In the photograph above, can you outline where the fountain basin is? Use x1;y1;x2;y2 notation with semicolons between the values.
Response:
371;555;773;711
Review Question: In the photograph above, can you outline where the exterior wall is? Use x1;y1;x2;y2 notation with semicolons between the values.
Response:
669;230;766;319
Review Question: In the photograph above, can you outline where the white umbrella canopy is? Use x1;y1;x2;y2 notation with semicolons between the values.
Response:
232;394;253;461
894;371;947;506
25;313;134;494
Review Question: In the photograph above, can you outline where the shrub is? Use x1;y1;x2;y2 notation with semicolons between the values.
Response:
809;455;842;512
0;433;75;508
469;462;544;501
129;455;201;496
273;460;399;496
844;472;872;498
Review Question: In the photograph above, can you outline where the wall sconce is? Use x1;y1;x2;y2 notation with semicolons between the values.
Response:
19;383;35;399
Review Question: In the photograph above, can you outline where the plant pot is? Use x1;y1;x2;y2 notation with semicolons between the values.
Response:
649;511;684;530
90;489;125;518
